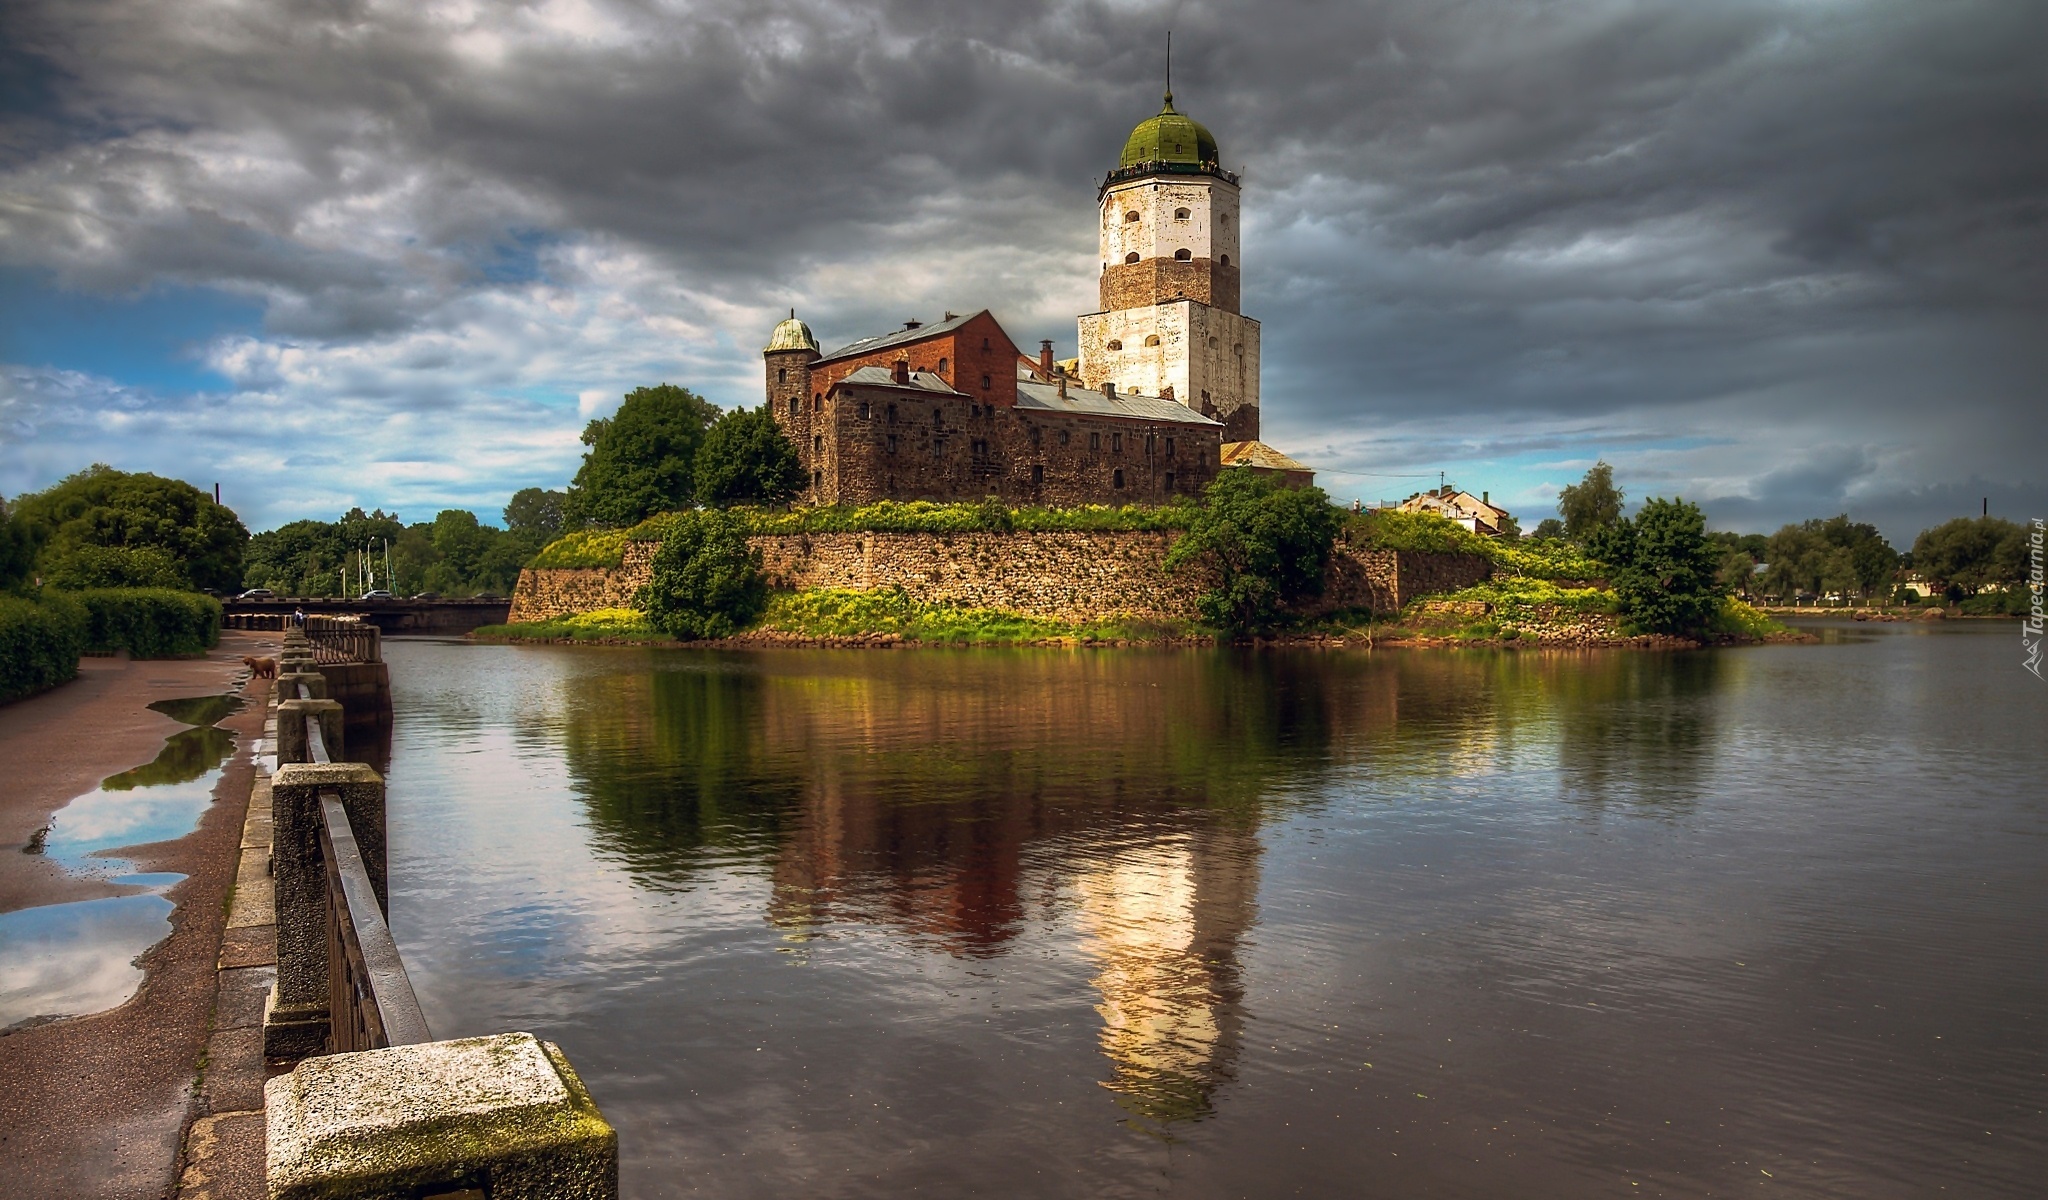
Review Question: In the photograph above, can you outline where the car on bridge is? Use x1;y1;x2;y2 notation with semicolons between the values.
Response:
238;588;276;600
360;590;395;600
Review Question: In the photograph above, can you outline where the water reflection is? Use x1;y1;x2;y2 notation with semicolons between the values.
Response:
382;630;2047;1199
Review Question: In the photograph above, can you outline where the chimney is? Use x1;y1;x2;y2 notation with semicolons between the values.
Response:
1160;385;1175;402
1057;369;1067;399
893;358;910;385
903;319;922;330
1482;490;1488;504
943;311;959;321
1039;339;1054;377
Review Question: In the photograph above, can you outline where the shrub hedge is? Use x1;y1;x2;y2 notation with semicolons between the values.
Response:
0;593;87;704
72;588;224;657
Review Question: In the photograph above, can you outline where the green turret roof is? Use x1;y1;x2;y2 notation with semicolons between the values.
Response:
1119;94;1219;168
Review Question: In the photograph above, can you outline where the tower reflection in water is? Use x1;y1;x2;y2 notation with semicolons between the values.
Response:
560;650;1411;1128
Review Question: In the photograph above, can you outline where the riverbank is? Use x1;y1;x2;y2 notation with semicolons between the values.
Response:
474;587;1799;652
0;631;273;1199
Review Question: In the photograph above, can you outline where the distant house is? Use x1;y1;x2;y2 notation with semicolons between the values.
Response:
1396;486;1513;536
1220;441;1315;489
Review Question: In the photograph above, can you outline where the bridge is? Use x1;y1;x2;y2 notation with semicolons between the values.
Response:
223;595;511;633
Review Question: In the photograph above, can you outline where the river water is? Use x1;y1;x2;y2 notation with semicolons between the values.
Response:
382;622;2044;1198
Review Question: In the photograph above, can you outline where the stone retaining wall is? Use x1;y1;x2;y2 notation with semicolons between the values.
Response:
507;533;1493;625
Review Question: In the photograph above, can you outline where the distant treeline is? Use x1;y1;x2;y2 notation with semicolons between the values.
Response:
241;488;568;598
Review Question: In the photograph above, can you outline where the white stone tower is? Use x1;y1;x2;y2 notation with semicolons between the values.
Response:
1077;85;1261;442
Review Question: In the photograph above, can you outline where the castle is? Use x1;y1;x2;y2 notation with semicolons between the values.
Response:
765;87;1301;507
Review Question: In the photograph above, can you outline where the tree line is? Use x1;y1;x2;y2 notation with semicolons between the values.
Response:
1529;461;2030;607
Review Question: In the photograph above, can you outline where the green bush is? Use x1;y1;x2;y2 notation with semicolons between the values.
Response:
1343;508;1604;580
639;511;766;639
1165;472;1341;635
1589;498;1726;636
0;594;87;703
69;588;223;657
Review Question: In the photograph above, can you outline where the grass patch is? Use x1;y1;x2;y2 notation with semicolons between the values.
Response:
1340;509;1604;581
758;588;1205;644
473;607;667;643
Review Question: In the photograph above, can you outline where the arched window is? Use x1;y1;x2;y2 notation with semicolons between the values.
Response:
1219;212;1230;224
936;357;948;375
812;435;823;452
1059;429;1071;445
1173;248;1192;262
1124;210;1141;223
1219;253;1230;267
813;393;822;410
788;396;799;416
981;374;992;390
887;403;897;423
857;401;870;420
1208;336;1219;349
1124;252;1141;265
1144;334;1161;347
1106;339;1122;351
812;469;821;488
1113;469;1125;489
777;367;787;383
1174;207;1190;220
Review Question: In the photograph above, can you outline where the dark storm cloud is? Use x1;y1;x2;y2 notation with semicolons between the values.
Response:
1;0;2042;537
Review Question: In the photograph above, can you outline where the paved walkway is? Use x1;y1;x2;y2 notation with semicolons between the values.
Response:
0;633;275;1200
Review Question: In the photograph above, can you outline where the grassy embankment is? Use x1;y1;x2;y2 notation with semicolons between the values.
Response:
484;501;1787;648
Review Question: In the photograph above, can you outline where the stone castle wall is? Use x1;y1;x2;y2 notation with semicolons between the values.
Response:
509;533;1493;627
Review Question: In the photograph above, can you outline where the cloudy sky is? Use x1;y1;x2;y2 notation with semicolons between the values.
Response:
1;0;2041;542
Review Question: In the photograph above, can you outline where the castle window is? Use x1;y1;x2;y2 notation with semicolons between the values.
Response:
982;338;990;350
813;393;822;411
1124;210;1141;223
788;396;799;416
1112;469;1125;489
1174;207;1190;220
1219;212;1230;224
1032;464;1044;486
1089;432;1101;451
886;434;898;454
972;439;989;462
778;368;787;383
1165;436;1175;458
1112;432;1123;452
1165;471;1175;491
888;404;897;423
813;435;823;452
981;374;991;390
1219;254;1230;267
1106;339;1122;351
1124;252;1140;265
1174;248;1191;262
1145;334;1161;347
1030;426;1042;446
1146;433;1155;454
812;469;821;488
937;357;947;375
933;410;943;429
1208;336;1218;349
858;401;870;420
932;439;944;457
1059;430;1071;446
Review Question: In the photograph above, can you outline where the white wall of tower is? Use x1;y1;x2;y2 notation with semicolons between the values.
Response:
1098;179;1240;270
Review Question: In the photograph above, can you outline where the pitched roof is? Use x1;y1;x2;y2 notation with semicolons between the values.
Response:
1014;379;1222;425
833;366;963;394
817;311;985;364
1220;441;1311;472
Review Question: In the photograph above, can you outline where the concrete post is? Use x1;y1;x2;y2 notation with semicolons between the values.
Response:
275;698;343;766
266;1033;618;1199
277;669;326;706
265;761;387;1060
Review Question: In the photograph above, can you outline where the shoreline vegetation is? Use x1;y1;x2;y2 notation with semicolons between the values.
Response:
472;587;1806;652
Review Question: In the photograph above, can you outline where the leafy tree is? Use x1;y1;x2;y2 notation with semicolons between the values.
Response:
1761;524;1831;600
12;465;248;591
1165;470;1341;635
1912;516;2027;595
1495;513;1522;542
1530;517;1566;541
0;500;42;591
1716;547;1759;595
504;488;569;539
695;406;807;508
44;544;187;590
566;384;721;528
640;509;766;639
1557;461;1624;541
1588;497;1724;635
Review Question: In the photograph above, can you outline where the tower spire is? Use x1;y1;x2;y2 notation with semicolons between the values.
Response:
1164;30;1173;106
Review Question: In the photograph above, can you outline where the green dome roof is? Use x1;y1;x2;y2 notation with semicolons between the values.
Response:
1119;95;1219;168
764;312;818;355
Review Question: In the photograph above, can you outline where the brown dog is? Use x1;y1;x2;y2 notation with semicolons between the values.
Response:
242;655;278;679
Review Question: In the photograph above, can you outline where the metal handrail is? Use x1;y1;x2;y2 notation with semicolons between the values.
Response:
298;694;429;1050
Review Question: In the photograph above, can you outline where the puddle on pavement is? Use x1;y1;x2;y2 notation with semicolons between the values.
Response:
0;693;244;1032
